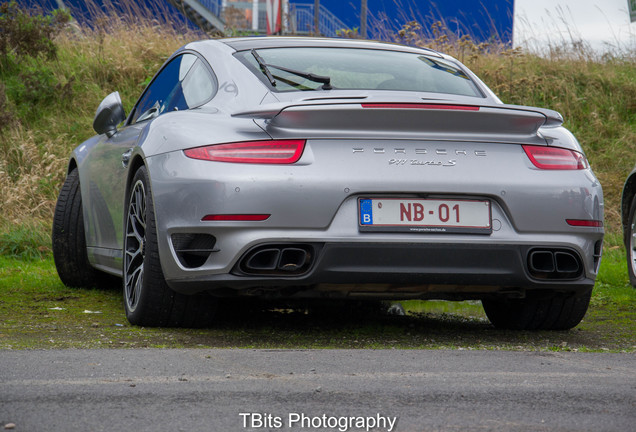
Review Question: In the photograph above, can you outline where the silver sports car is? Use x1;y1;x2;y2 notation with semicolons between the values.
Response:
52;37;604;329
621;167;636;287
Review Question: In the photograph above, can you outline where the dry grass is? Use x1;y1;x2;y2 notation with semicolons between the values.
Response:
0;7;197;238
0;10;634;254
475;53;635;230
0;127;65;223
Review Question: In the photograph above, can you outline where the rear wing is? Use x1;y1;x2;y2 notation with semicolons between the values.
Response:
233;101;563;145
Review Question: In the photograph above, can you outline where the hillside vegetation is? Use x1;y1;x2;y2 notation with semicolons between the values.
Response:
0;4;635;258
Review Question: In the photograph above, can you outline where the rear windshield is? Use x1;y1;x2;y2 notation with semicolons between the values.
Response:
235;47;483;97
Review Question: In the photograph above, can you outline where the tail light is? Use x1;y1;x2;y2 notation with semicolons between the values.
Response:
566;219;603;228
184;140;306;164
523;145;588;170
202;214;270;221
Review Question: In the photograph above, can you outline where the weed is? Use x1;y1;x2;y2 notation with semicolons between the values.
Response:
0;2;74;125
0;221;51;259
0;1;70;62
336;27;359;39
0;2;197;231
5;63;74;114
0;83;15;133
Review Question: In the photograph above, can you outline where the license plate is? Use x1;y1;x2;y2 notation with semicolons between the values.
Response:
358;198;492;234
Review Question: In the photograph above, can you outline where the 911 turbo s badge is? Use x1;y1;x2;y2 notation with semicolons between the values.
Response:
353;147;487;166
389;158;457;166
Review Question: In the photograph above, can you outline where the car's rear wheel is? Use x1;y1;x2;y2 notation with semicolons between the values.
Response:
481;290;591;330
123;166;217;327
624;195;636;287
52;168;101;288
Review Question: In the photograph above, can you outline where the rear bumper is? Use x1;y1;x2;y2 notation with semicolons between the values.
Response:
165;241;598;298
147;142;603;299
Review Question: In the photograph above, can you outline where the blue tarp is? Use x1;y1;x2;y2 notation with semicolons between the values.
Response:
18;0;514;43
300;0;514;43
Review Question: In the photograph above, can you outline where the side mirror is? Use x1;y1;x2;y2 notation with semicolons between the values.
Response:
93;92;126;138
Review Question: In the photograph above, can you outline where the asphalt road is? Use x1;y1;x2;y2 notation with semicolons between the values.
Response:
1;349;634;432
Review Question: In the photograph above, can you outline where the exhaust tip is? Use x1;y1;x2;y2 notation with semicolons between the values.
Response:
527;248;583;280
239;244;314;275
245;248;281;271
279;248;309;272
529;251;555;273
555;251;580;274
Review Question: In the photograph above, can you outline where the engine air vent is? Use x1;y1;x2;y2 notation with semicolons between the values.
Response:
171;233;217;269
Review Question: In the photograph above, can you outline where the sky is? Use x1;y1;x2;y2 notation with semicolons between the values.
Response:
514;0;635;53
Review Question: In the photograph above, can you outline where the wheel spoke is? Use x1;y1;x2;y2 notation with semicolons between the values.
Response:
133;188;146;230
129;219;144;245
125;247;142;274
127;266;143;307
133;268;143;306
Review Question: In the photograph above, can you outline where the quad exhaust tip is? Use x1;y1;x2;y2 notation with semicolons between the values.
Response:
528;249;582;280
241;245;314;275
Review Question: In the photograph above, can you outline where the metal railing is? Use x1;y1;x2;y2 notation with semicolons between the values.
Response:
168;0;225;32
179;0;349;37
288;3;349;36
197;0;222;16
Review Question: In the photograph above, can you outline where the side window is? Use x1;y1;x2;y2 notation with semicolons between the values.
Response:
131;53;216;124
182;59;216;108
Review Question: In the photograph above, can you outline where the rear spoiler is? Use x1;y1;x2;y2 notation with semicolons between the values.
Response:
233;101;563;145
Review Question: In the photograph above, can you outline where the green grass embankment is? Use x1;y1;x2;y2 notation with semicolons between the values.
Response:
0;5;634;348
1;249;634;350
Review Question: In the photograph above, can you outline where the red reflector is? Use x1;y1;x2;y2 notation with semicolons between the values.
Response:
566;219;603;227
184;140;305;164
361;103;480;111
202;214;270;221
523;145;588;170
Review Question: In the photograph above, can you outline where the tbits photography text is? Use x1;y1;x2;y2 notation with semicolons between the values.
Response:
239;412;398;431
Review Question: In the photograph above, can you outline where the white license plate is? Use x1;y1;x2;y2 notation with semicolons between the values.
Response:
358;198;492;234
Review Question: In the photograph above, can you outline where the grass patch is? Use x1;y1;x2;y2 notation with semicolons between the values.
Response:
0;4;634;352
1;253;633;352
593;244;633;305
0;220;51;259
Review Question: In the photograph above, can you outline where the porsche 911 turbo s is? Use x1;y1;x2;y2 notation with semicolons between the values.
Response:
52;37;604;329
621;167;636;287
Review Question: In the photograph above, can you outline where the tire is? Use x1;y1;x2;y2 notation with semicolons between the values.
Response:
52;168;100;288
624;195;636;287
482;290;592;330
123;166;217;327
